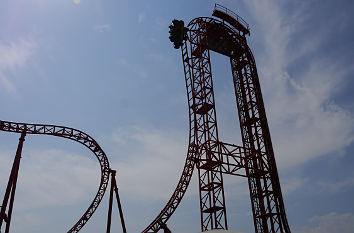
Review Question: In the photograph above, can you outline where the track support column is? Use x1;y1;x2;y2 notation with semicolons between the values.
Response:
0;131;26;233
106;169;127;233
187;19;228;231
231;48;290;232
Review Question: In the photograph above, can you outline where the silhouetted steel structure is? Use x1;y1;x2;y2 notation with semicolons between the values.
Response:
0;120;126;233
0;132;26;233
107;169;127;233
0;5;290;233
144;4;291;233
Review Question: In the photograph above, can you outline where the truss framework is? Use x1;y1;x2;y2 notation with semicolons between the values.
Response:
184;17;291;233
0;120;110;233
0;10;291;233
143;16;291;233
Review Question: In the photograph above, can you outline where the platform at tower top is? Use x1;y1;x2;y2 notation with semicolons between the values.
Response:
212;4;250;35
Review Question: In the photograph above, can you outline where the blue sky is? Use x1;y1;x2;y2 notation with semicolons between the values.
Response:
1;0;354;232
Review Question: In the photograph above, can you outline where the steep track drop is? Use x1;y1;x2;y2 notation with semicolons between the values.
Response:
0;6;291;233
143;12;291;233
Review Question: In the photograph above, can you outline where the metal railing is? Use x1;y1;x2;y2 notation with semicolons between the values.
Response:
214;3;250;31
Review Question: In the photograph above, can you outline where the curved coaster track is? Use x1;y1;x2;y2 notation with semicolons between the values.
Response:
143;5;291;233
0;120;110;232
0;5;291;233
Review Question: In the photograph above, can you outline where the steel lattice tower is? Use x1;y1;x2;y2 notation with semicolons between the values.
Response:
163;5;292;233
142;5;291;233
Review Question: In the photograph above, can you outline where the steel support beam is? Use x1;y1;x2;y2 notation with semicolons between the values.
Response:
0;132;26;233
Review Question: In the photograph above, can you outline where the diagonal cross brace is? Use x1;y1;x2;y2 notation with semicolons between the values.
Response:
195;140;250;177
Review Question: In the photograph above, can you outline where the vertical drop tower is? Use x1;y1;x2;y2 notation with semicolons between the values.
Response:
144;4;291;233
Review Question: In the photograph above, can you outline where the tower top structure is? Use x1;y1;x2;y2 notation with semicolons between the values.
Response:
212;4;250;35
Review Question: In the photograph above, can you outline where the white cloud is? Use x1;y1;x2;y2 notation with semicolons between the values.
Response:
147;53;169;64
118;58;128;66
0;149;100;210
223;177;249;199
0;38;36;93
73;0;81;5
154;17;168;31
241;0;354;168
111;126;196;201
11;212;45;232
318;177;354;194
93;24;110;32
1;211;48;233
275;176;354;196
282;177;306;195
138;12;145;24
138;70;148;79
294;212;354;233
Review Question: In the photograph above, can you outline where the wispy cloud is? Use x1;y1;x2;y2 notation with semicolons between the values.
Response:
147;53;169;64
0;38;36;93
241;0;354;168
318;177;354;194
294;212;354;233
111;126;196;201
138;12;145;24
73;0;81;5
118;58;128;66
138;70;148;79
0;149;99;210
154;17;168;31
93;24;110;32
282;177;307;195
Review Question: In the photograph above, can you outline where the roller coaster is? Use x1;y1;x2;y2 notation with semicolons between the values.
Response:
0;4;291;233
0;120;127;233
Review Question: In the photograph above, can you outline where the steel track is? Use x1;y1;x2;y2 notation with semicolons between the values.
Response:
143;16;291;233
141;40;198;233
0;14;290;233
0;120;110;233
